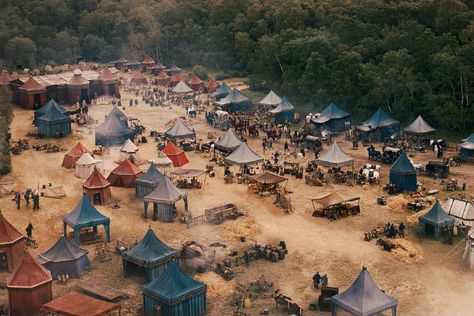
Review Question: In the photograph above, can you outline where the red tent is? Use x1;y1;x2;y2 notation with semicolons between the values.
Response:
170;73;185;86
0;211;26;272
143;55;156;67
0;70;12;85
107;159;143;187
62;142;91;168
7;252;53;316
42;292;121;315
205;79;220;93
188;76;204;91
156;71;171;86
162;141;189;167
129;72;148;85
83;167;112;205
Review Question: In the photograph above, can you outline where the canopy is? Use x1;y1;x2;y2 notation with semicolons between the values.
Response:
69;70;89;87
211;82;231;99
95;113;135;148
108;159;143;187
129;72;148;85
443;198;474;225
164;118;195;140
62;195;110;229
315;142;354;168
172;169;206;178
419;201;454;227
163;141;189;167
171;81;193;94
121;139;138;153
248;172;287;184
41;292;121;316
34;99;68;125
404;115;435;135
214;128;242;152
83;167;110;189
311;102;350;124
259;90;282;107
312;191;360;209
269;97;294;113
0;211;24;245
144;176;187;204
389;152;417;193
216;88;251;112
225;142;263;165
331;267;397;316
7;252;52;288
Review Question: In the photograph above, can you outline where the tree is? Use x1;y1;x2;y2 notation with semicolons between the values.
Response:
4;37;36;67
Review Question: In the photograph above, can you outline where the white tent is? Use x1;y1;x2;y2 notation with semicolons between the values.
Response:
259;90;282;107
148;151;173;175
96;159;116;178
171;81;193;94
463;229;474;270
443;198;474;226
119;139;140;162
74;153;98;179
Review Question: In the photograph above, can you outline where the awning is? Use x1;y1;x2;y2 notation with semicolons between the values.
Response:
172;169;206;178
312;191;360;209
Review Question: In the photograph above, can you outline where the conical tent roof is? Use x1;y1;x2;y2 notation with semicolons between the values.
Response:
37;236;88;264
170;73;185;83
110;159;142;176
121;139;138;153
0;70;11;84
144;176;186;204
99;68;119;83
69;70;89;86
167;64;182;72
462;134;474;143
95;114;135;148
143;261;205;304
76;152;96;166
188;76;203;85
62;195;110;228
156;71;170;80
362;108;399;128
143;55;155;65
35;100;68;123
316;142;354;167
0;211;24;245
7;252;52;288
226;142;263;165
460;134;474;150
65;142;90;159
107;106;129;126
123;228;179;265
312;102;350;124
38;101;70;122
83;168;110;189
150;151;173;166
443;198;474;225
390;152;415;174
19;77;45;92
162;141;189;167
269;97;295;113
259;90;282;106
215;129;242;152
171;81;193;94
211;82;231;98
205;79;220;92
137;163;164;185
311;191;360;208
218;88;250;105
248;172;287;184
164;118;195;139
419;201;455;227
331;267;397;316
404;115;435;135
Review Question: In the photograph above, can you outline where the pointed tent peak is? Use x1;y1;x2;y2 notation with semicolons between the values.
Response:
83;167;110;188
73;68;82;75
164;118;195;139
130;72;147;79
137;162;164;184
259;90;282;106
144;175;186;203
112;159;142;175
269;97;295;113
462;133;474;144
211;81;231;97
404;115;435;135
35;99;68;116
38;235;88;263
215;128;243;152
107;106;128;125
224;88;250;102
62;194;110;227
390;152;415;174
188;76;203;85
76;152;97;165
167;64;182;72
170;72;185;83
171;81;193;94
156;71;170;80
66;142;90;158
322;102;350;118
0;211;24;244
0;70;12;84
120;139;138;153
19;76;45;92
123;227;178;264
38;101;70;121
205;78;219;87
143;55;155;65
7;252;52;288
366;107;399;127
225;142;263;165
99;67;119;82
419;200;454;226
163;140;184;155
316;142;354;168
150;150;173;165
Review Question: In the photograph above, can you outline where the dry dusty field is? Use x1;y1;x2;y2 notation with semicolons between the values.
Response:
1;87;474;316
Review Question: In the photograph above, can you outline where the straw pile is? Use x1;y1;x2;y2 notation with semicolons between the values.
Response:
387;195;409;212
194;272;235;297
218;217;260;241
390;238;423;263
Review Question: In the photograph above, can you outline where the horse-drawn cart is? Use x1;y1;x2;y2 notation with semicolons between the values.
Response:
204;204;244;225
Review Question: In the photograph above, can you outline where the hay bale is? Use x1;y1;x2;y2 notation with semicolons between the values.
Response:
194;272;235;297
387;195;409;212
218;217;260;241
389;238;424;263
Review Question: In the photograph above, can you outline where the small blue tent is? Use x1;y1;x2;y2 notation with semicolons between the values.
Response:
62;194;111;242
136;163;165;198
37;236;90;279
122;228;179;281
460;134;474;158
389;152;417;193
269;97;295;124
419;201;455;239
357;108;400;141
37;101;71;137
95;112;135;147
216;88;251;112
34;99;68;126
311;102;351;133
142;262;206;316
210;82;231;100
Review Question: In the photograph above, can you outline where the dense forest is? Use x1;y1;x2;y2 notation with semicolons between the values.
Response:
1;0;474;132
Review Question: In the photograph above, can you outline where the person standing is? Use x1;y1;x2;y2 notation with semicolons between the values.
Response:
312;272;321;289
24;189;31;207
32;191;40;210
14;192;20;209
284;141;289;152
26;222;34;239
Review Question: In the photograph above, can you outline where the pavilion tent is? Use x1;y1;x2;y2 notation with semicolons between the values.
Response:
136;163;165;198
225;142;263;165
149;151;174;175
389;152;417;193
171;80;194;94
312;192;360;209
95;159;116;178
269;97;295;124
419;201;455;239
7;252;53;316
142;55;156;68
248;172;288;185
215;128;242;153
311;102;351;133
143;176;188;222
0;70;11;85
316;142;354;168
62;142;90;169
108;159;143;188
462;229;474;269
120;139;140;162
122;228;180;281
95;113;135;148
34;99;68;126
331;267;397;316
0;211;26;272
443;198;474;226
83;167;112;205
170;73;186;86
459;133;474;158
163;140;189;167
75;152;98;179
107;106;129;126
142;262;207;316
403;115;435;136
129;72;148;85
166;64;182;76
62;194;111;242
210;82;231;100
37;236;90;279
188;76;204;91
205;79;220;93
41;292;121;316
156;71;171;86
37;102;71;137
259;90;282;108
164;118;195;140
357;108;400;141
216;88;252;112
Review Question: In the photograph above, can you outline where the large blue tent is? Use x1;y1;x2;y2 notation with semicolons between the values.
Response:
419;201;455;239
95;112;135;147
311;102;351;133
122;228;179;281
142;262;206;316
107;106;129;126
269;97;295;124
389;152;417;193
357;108;400;141
210;82;231;100
216;88;252;112
37;101;72;137
34;99;69;126
136;163;165;198
37;236;90;279
460;133;474;158
62;194;111;242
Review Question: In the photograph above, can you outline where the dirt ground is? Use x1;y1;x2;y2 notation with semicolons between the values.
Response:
1;86;474;316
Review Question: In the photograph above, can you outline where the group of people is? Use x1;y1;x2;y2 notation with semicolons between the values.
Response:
13;188;40;210
384;222;405;238
312;271;329;289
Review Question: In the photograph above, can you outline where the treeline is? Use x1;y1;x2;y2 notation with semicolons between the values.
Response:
1;0;474;131
0;87;12;175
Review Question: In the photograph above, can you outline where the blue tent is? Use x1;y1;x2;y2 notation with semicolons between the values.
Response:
269;97;295;124
389;152;417;193
136;163;165;198
123;228;180;281
37;236;90;279
37;101;72;137
216;88;252;112
210;82;231;100
34;99;68;126
95;113;135;147
142;262;206;316
107;106;129;126
460;133;474;158
311;102;351;133
62;194;111;242
419;201;455;239
357;108;400;141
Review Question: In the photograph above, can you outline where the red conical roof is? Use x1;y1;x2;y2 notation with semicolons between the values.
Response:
110;159;142;176
69;70;89;86
171;73;185;83
156;71;170;80
0;70;12;85
83;167;110;189
99;68;119;82
143;55;155;65
7;252;52;288
205;79;220;92
19;77;45;92
162;141;188;167
65;142;90;159
162;140;184;155
0;211;24;245
188;76;203;85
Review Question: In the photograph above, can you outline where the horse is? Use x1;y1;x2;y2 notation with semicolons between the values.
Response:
376;238;395;252
367;146;381;160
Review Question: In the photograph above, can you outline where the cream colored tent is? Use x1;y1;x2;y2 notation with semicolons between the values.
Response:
74;153;98;179
119;139;141;163
96;159;116;178
148;151;173;175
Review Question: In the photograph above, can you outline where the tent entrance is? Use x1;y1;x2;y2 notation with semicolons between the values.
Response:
80;88;88;102
0;252;8;271
93;193;101;205
108;85;115;96
153;304;163;316
424;224;435;236
124;260;147;279
34;93;42;108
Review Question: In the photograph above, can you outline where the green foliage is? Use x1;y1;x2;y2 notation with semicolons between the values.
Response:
4;37;36;67
191;65;208;80
0;87;11;175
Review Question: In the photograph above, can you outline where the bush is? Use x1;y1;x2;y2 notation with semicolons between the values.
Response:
215;72;228;80
0;87;12;175
191;65;209;80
